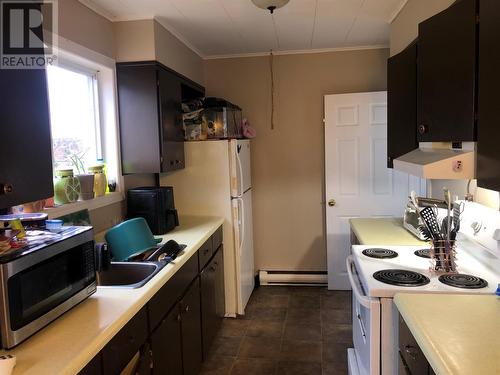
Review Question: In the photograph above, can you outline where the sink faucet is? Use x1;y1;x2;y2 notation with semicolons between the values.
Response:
95;242;111;272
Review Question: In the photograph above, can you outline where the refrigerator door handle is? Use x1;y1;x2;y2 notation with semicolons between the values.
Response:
235;147;244;197
237;197;245;253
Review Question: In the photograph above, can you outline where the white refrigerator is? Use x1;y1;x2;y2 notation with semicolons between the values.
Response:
160;139;255;316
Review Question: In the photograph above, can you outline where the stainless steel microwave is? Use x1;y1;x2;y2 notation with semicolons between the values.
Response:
0;226;96;348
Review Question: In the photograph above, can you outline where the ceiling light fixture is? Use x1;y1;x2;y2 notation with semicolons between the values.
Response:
251;0;290;14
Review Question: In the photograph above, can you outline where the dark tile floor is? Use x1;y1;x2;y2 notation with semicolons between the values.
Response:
201;286;353;375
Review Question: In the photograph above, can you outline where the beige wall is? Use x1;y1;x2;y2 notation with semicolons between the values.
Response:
390;0;500;209
154;21;204;85
114;20;156;62
113;20;203;85
204;49;389;271
58;0;115;58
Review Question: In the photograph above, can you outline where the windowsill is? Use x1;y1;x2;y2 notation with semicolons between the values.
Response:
43;192;124;219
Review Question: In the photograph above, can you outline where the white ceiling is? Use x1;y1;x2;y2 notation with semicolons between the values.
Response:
80;0;407;58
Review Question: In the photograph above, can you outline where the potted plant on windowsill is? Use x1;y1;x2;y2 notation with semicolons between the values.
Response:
69;152;94;201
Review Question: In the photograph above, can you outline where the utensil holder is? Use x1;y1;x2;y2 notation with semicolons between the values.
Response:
430;239;457;273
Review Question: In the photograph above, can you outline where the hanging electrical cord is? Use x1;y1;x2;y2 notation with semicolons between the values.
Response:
269;49;275;130
271;14;281;49
309;0;318;48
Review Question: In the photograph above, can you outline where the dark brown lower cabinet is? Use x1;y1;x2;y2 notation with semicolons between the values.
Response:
152;278;203;375
399;314;433;375
79;226;223;375
214;248;225;324
78;354;102;375
180;279;203;375
201;254;217;359
102;308;149;374
152;305;183;374
201;246;225;359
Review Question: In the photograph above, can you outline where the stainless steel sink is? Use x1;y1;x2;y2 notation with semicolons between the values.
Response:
97;262;164;288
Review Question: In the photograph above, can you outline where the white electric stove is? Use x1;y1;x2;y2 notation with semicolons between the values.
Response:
346;202;500;375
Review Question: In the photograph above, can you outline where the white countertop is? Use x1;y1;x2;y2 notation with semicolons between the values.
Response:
350;218;426;246
0;215;224;375
394;293;500;375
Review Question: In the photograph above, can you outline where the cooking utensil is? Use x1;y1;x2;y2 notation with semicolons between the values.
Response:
143;240;187;262
105;218;163;261
452;202;464;233
419;206;442;240
444;188;452;242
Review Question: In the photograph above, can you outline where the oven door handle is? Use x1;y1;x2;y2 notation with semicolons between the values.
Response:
346;255;375;309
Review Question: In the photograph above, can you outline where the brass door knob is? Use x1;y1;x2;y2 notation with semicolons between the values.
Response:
328;199;336;207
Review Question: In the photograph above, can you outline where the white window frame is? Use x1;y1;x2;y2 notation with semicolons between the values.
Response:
47;59;104;166
43;37;124;218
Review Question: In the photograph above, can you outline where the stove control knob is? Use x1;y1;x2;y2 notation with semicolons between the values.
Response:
492;229;500;241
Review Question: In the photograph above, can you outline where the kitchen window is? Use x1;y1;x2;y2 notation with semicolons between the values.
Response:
41;45;123;217
46;63;102;172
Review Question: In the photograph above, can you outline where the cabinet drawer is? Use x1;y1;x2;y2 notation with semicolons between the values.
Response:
399;314;429;375
212;226;223;251
102;308;148;374
198;238;213;271
149;253;198;330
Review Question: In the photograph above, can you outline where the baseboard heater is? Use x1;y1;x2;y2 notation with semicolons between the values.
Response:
258;270;328;286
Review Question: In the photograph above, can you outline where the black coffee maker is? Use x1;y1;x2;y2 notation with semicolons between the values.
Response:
127;186;179;235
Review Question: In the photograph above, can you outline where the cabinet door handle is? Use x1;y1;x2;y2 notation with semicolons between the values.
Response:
184;304;190;313
176;313;181;322
404;345;418;361
0;184;13;195
203;248;210;255
418;124;428;135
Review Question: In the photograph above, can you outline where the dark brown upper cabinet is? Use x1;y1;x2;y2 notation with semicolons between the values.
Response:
417;0;478;142
0;65;54;209
116;61;204;175
387;41;418;168
477;0;500;192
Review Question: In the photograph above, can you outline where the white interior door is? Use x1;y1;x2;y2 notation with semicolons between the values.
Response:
325;92;425;290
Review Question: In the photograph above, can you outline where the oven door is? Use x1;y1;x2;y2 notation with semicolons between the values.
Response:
346;256;381;375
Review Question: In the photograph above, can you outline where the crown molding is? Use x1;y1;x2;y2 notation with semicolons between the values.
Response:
204;44;389;60
78;0;116;21
388;0;409;23
77;1;390;61
153;18;205;58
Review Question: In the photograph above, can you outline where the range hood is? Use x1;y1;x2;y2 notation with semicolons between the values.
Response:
393;142;476;179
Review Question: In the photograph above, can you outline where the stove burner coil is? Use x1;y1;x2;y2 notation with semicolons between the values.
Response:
362;248;398;259
414;249;431;259
438;274;488;289
373;269;430;286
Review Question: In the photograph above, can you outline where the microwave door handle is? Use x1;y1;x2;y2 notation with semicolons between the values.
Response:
346;255;374;309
